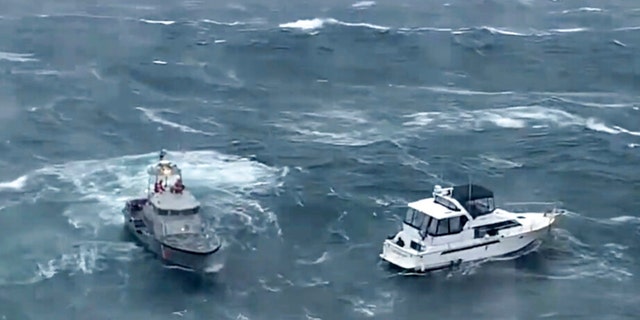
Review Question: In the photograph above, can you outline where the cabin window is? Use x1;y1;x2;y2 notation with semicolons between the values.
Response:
419;215;432;238
404;208;415;225
411;211;425;230
425;216;469;237
180;207;199;215
158;209;169;215
436;219;450;235
403;208;426;231
427;217;438;235
474;219;521;238
449;216;462;233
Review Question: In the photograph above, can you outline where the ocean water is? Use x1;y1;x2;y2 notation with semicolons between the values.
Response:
0;0;639;319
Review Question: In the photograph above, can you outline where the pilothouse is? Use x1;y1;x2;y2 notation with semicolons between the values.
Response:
380;184;563;272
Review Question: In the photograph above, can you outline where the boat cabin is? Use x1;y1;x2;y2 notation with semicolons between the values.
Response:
142;153;205;236
402;184;497;240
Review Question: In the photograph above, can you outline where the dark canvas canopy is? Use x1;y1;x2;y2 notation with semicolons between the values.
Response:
451;184;494;204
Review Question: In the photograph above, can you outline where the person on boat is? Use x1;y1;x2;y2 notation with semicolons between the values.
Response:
172;178;185;194
154;179;165;193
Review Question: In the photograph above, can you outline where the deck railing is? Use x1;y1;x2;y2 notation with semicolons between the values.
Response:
499;201;565;215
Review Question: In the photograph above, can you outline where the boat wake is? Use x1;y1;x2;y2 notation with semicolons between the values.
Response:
0;149;287;284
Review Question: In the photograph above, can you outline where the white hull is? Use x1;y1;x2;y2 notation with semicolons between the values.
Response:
380;214;557;272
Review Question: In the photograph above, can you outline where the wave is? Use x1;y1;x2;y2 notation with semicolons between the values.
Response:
403;106;640;137
0;52;37;62
516;228;633;281
272;109;392;146
351;1;375;9
0;241;141;286
139;19;174;25
201;19;244;26
279;18;388;32
560;7;604;14
549;27;590;33
0;175;27;191
136;107;216;136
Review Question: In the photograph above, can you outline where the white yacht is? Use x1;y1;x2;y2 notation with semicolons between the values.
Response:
380;184;564;272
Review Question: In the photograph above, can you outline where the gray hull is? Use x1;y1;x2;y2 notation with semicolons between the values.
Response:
122;199;221;272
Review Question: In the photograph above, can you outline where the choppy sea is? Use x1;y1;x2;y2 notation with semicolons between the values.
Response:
0;0;639;319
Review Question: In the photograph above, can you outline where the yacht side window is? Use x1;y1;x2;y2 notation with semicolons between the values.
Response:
436;219;449;236
412;211;425;230
427;217;438;235
404;208;415;224
419;215;432;238
449;216;462;233
403;208;425;231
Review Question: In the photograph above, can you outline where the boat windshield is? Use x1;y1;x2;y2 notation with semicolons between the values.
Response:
157;207;200;216
404;208;468;238
163;218;204;235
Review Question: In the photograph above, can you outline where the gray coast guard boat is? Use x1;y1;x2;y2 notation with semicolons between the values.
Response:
122;150;221;271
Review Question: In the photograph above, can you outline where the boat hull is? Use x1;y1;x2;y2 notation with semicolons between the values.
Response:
122;199;222;272
380;225;551;272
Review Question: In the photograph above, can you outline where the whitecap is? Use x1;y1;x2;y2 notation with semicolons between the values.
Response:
0;241;141;285
389;84;513;96
201;19;243;26
615;26;640;31
279;18;324;31
482;26;528;36
136;107;215;136
295;251;329;265
552;97;634;108
584;118;620;135
0;52;38;62
612;39;626;47
279;18;388;32
152;60;167;65
609;216;640;223
403;106;640;137
550;27;589;33
478;154;523;169
272;109;386;146
139;19;175;25
0;175;27;190
351;1;375;9
562;7;604;14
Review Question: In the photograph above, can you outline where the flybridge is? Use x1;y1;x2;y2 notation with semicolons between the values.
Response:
432;184;496;218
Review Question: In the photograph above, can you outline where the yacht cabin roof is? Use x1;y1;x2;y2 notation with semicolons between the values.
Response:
149;190;200;211
408;197;465;220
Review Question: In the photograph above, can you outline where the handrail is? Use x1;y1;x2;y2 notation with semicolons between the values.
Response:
500;201;565;214
502;201;563;206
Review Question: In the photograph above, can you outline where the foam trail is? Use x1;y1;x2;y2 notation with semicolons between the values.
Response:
0;241;140;285
136;107;215;136
11;150;285;235
403;106;640;137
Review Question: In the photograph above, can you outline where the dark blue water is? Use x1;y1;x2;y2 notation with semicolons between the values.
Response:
1;0;639;319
